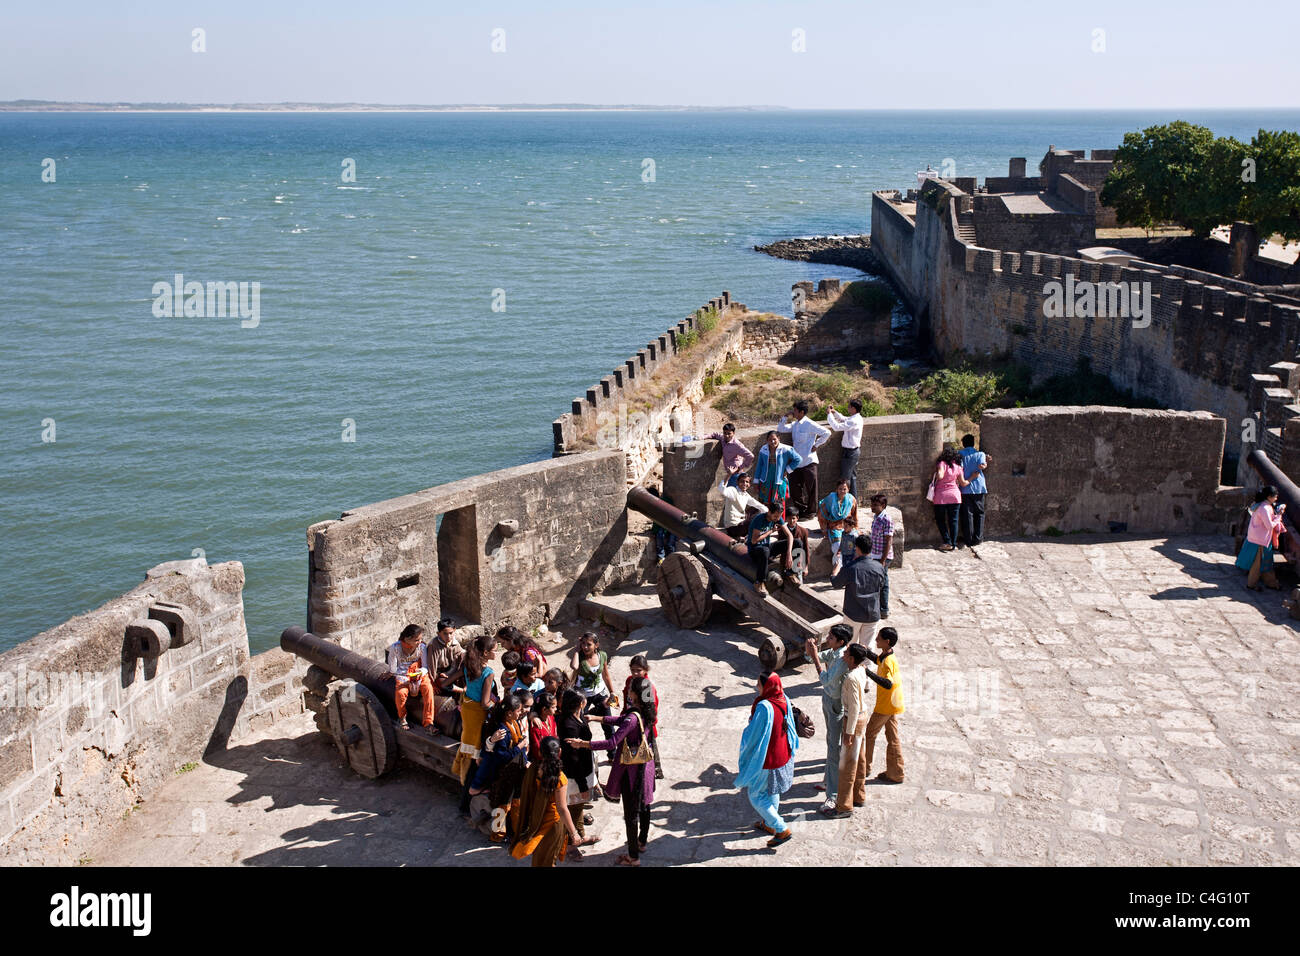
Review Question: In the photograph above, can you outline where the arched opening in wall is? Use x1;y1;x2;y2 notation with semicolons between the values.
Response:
436;505;482;625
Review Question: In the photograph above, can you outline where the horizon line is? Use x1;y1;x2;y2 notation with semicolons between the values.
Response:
2;101;1297;113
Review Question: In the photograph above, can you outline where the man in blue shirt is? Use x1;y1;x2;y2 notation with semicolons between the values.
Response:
958;434;989;548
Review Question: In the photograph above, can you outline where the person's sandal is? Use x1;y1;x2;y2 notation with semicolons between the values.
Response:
766;829;793;848
615;853;640;866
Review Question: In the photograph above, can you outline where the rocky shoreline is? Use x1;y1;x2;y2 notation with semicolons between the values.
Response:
754;234;878;271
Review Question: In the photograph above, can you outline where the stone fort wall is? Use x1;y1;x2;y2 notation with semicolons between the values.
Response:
306;451;632;661
0;560;261;864
980;407;1242;535
871;181;1300;458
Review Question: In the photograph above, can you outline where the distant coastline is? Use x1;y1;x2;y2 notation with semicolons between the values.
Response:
0;101;788;113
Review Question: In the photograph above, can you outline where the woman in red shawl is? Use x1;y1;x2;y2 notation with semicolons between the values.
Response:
736;671;800;848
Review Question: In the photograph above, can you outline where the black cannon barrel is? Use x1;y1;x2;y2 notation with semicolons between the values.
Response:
1247;449;1300;515
627;485;758;581
280;626;397;713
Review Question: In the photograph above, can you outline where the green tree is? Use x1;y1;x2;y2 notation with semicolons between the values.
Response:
1100;122;1240;236
1241;129;1300;242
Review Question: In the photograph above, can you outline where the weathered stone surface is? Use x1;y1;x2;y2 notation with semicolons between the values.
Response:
0;560;251;865
308;451;627;659
981;407;1234;535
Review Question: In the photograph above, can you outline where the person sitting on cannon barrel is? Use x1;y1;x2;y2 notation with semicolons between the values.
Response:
735;500;794;595
426;617;465;735
719;472;764;538
386;624;433;730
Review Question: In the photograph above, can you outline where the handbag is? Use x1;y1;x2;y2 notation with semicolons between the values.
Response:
792;703;816;739
925;477;937;503
619;713;654;765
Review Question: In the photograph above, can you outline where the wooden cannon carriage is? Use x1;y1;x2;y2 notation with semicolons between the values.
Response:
282;626;461;781
628;486;843;669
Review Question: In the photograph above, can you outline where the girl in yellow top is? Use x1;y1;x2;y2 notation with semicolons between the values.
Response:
862;627;905;783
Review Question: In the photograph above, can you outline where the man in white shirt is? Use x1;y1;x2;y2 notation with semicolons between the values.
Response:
719;472;763;538
827;398;864;498
777;399;831;518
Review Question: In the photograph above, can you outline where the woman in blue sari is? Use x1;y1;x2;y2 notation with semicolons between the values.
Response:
737;671;799;848
818;478;859;577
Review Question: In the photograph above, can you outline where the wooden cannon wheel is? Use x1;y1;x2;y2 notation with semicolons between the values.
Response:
655;551;714;629
324;679;397;779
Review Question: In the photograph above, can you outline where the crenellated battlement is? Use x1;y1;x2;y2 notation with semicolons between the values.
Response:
552;292;747;483
873;159;1300;457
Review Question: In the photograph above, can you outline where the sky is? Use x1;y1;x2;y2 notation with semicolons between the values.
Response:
1;0;1297;109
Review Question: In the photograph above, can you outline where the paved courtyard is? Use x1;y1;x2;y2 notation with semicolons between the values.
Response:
90;535;1300;866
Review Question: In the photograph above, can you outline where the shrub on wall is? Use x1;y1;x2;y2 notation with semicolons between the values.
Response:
917;368;1006;420
891;387;920;415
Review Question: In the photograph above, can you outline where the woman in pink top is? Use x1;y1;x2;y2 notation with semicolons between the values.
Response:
929;447;971;551
1235;485;1286;591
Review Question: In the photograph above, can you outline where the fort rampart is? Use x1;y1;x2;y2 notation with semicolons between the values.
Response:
870;180;1300;459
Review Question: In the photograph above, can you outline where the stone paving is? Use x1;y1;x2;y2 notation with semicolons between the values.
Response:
89;535;1300;866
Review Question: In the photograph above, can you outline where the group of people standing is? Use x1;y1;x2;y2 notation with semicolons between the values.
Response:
735;622;906;847
710;400;899;595
384;622;661;867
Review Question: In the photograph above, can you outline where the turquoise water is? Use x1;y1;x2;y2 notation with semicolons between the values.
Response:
3;109;1297;652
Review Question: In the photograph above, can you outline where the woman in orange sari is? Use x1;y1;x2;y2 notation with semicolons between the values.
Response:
509;737;582;866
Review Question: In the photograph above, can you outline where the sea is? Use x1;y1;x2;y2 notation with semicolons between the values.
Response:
3;108;1297;653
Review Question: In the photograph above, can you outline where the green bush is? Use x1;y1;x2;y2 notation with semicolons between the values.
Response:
917;368;1005;420
791;369;862;416
695;304;719;335
677;328;699;351
891;388;920;415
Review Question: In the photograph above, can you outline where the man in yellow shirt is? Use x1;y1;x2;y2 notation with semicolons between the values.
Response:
863;626;904;783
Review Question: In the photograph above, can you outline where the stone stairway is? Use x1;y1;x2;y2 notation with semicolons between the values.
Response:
956;211;978;244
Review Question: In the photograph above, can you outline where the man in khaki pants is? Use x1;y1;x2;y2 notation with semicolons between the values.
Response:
862;627;905;783
823;643;871;817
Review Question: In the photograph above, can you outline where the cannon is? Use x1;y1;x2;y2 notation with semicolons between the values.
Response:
281;626;459;781
629;486;843;668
